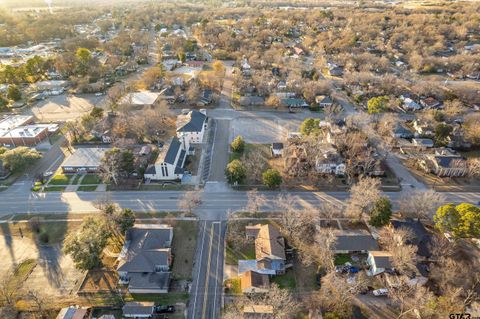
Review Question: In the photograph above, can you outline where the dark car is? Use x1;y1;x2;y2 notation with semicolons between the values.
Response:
155;305;175;313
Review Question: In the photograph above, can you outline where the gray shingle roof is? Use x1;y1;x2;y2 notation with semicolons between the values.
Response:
117;225;173;273
177;110;206;133
122;302;154;316
334;230;379;251
164;137;181;165
128;272;171;291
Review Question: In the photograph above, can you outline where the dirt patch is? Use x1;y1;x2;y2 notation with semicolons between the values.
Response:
78;269;119;294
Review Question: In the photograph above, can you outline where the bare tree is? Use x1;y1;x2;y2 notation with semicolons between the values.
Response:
399;190;446;219
379;226;417;273
387;278;437;319
346;177;381;221
245;188;267;214
467;158;480;178
312;271;368;317
177;190;203;215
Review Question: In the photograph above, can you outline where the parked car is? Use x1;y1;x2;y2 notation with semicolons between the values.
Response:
155;305;175;313
373;288;388;296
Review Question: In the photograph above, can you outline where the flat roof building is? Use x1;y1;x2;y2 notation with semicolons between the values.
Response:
61;147;110;173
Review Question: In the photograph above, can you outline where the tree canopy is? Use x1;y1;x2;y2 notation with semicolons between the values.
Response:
225;159;246;184
367;96;389;114
262;168;282;188
434;203;480;238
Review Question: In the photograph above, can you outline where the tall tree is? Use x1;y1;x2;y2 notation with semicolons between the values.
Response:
399;190;446;219
177;190;203;215
434;203;480;238
98;148;134;185
63;217;111;270
346;177;381;221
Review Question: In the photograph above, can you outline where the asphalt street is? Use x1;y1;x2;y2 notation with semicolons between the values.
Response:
188;221;225;319
0;190;479;217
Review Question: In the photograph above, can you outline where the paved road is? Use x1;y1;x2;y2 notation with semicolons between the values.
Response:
188;221;225;319
0;190;479;217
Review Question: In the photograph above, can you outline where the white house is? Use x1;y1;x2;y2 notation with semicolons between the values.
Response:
176;110;207;144
144;137;189;181
122;302;155;318
315;144;345;176
367;251;393;276
315;95;333;108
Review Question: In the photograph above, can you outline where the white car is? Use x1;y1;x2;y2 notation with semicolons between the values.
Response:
95;92;104;96
372;288;388;296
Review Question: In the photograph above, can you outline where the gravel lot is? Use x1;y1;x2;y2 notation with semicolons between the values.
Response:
231;116;303;144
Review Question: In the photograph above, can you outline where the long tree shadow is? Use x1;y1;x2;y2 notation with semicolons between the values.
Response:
30;215;69;293
0;222;16;265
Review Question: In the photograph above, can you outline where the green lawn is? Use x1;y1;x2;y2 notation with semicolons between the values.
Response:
225;243;256;265
72;174;82;185
81;174;101;185
225;278;242;295
43;186;67;192
461;150;480;158
228;143;271;163
334;254;353;266
171;221;198;279
13;259;37;281
271;270;297;290
128;292;189;304
48;174;73;185
78;185;97;191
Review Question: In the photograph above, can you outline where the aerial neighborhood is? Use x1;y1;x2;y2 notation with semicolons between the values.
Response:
0;1;479;319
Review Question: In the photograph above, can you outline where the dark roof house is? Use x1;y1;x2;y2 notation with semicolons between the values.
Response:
391;219;432;258
117;224;173;293
333;230;379;253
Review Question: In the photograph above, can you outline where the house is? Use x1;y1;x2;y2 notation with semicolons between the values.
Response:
392;123;414;139
241;270;270;294
333;230;379;254
61;147;110;174
176;110;208;144
158;87;176;104
117;224;173;293
315;144;345;176
391;219;432;258
315;95;333;108
56;306;90;319
239;96;265;107
31;80;69;93
412;138;434;149
239;224;286;275
122;302;155;318
281;98;308;108
367;251;393;276
420;97;443;109
421;148;467;177
198;89;213;106
328;66;344;77
402;98;422;111
271;143;284;157
412;119;434;137
144;137;189;181
119;91;160;107
243;305;274;319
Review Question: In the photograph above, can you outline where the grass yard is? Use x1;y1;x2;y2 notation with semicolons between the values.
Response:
334;254;353;266
43;186;67;192
271;270;296;290
225;243;256;265
78;185;97;191
71;174;82;185
0;219;81;245
171;220;198;280
81;174;101;185
47;174;73;185
127;292;189;305
225;277;242;295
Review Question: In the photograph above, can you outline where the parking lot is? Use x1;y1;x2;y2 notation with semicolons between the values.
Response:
28;93;104;122
231;116;303;144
